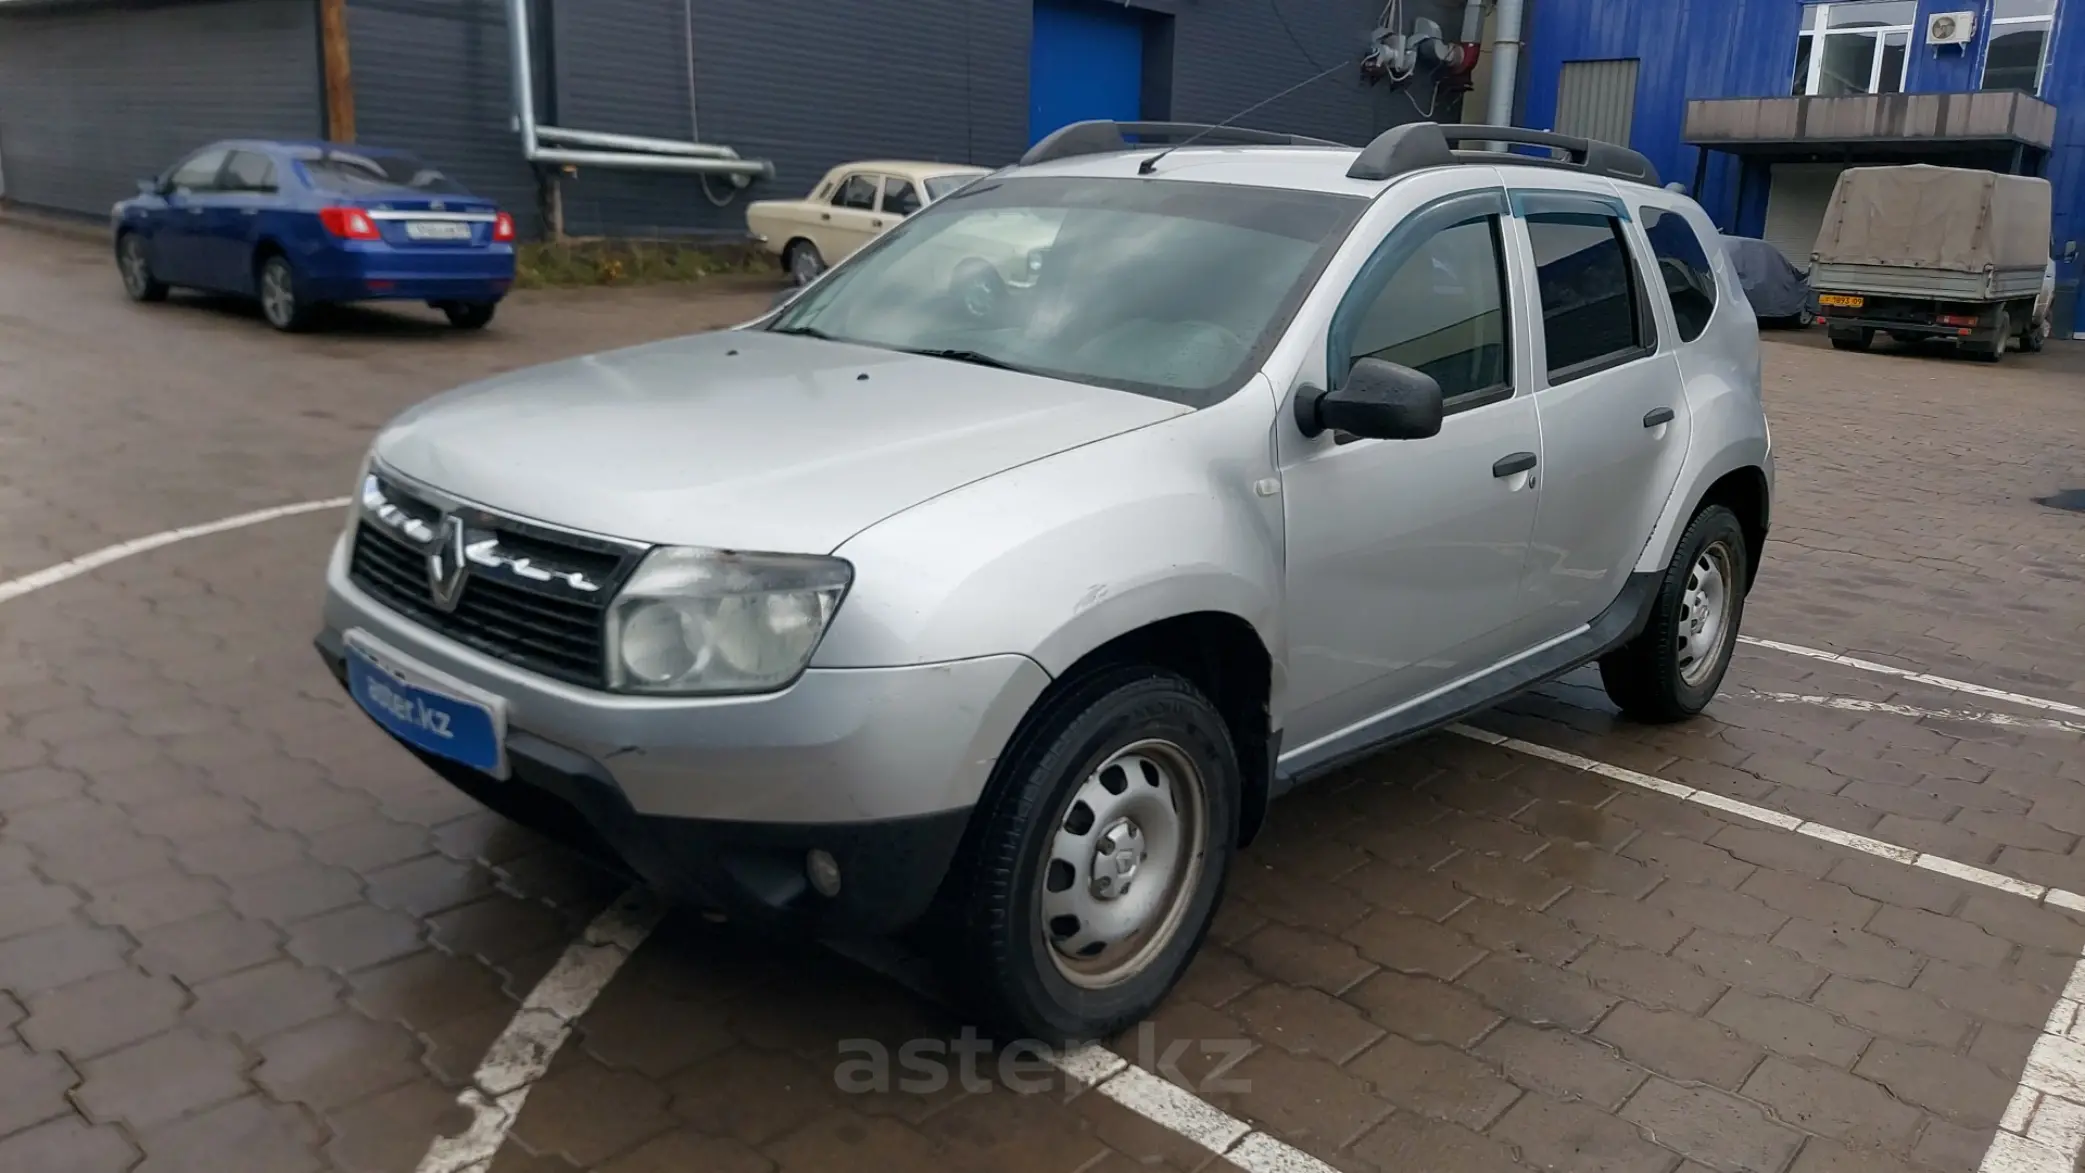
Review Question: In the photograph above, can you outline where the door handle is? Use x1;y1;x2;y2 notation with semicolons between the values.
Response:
871;219;883;228
821;213;832;221
186;207;204;215
1492;451;1538;478
1643;407;1675;428
240;208;258;217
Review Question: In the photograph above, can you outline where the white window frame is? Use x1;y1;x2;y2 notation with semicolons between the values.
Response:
1793;1;1916;95
1980;10;2058;95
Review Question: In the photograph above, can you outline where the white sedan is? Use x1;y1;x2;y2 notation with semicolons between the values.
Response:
747;161;989;285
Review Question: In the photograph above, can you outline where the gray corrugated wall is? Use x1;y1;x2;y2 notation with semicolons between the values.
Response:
1552;58;1642;147
0;0;320;217
347;0;543;234
541;0;1472;239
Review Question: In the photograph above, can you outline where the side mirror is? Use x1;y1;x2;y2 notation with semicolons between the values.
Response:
1294;358;1444;441
137;178;162;196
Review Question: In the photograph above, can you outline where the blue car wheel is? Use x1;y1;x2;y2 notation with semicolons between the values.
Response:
258;254;314;333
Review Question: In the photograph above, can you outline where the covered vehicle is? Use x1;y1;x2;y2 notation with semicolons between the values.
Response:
1721;234;1814;325
112;141;517;332
1810;164;2054;359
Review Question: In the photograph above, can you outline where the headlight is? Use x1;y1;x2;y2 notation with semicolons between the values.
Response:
606;547;852;695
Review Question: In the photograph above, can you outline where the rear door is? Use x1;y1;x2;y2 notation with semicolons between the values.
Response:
1512;189;1691;639
154;148;231;287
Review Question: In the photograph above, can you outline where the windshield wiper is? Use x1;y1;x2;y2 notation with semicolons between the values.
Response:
896;347;1029;372
768;323;834;340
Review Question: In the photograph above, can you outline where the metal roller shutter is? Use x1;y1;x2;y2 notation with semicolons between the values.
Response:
0;0;320;217
1764;162;1848;268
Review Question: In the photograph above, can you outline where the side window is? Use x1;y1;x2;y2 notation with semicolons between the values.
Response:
1341;215;1512;407
832;175;878;211
1526;210;1656;380
167;149;230;193
1639;207;1718;342
881;177;923;217
223;151;277;193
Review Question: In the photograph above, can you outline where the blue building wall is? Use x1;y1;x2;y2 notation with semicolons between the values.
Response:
1523;0;2084;332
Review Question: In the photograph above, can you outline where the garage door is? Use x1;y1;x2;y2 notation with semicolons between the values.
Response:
0;0;319;217
1763;162;1847;268
1029;0;1146;145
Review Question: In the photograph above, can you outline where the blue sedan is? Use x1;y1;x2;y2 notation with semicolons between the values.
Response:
112;140;517;332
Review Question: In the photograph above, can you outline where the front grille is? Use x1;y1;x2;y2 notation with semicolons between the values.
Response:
348;478;639;688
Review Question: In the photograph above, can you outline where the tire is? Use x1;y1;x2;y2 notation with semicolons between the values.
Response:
444;301;497;330
1828;326;1873;352
1598;505;1750;724
117;233;169;303
953;258;1006;319
2023;320;2048;353
257;254;315;332
955;667;1238;1043
1796;309;1815;328
783;239;826;286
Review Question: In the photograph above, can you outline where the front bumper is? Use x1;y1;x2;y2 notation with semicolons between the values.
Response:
319;536;1051;931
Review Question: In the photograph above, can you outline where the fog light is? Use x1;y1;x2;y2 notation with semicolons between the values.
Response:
806;849;842;897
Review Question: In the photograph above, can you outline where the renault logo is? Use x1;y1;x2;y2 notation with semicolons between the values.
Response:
426;515;469;612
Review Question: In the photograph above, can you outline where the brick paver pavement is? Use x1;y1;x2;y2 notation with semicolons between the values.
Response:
3;220;2083;1171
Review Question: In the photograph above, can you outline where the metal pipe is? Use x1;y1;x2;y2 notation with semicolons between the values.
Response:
531;147;774;179
1484;0;1525;128
535;125;740;160
506;0;539;154
1458;0;1485;44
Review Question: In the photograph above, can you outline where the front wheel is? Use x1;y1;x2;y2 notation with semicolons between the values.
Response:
258;255;314;332
784;239;826;286
2022;318;2047;353
1599;505;1750;723
443;301;497;330
117;233;169;303
956;668;1237;1043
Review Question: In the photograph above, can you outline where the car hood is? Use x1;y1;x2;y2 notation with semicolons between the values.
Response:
373;330;1187;553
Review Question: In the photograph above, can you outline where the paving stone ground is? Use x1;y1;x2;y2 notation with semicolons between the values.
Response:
2;220;2083;1172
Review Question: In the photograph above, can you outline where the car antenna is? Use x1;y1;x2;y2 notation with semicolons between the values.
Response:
1139;59;1354;175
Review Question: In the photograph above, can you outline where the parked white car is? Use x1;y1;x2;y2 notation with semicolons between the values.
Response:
748;160;991;284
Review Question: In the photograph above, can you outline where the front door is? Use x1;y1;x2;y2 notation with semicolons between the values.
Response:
195;149;278;294
153;147;230;287
1512;192;1691;639
1280;189;1543;754
819;173;885;263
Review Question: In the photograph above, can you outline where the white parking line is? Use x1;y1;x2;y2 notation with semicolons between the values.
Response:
0;497;351;604
1743;690;2085;736
414;888;664;1173
1740;635;2085;721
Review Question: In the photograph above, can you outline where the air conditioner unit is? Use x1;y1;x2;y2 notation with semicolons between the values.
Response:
1926;11;1977;45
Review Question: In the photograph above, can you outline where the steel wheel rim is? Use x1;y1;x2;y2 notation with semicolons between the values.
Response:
789;247;822;285
1038;738;1208;990
261;263;294;325
120;238;149;297
1676;539;1734;688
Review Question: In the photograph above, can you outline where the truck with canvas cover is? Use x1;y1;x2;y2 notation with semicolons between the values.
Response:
1809;164;2054;361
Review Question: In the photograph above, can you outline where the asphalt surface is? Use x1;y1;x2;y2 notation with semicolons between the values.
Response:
3;219;2085;1173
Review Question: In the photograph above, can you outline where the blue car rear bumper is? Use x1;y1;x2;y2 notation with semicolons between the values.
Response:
299;242;515;304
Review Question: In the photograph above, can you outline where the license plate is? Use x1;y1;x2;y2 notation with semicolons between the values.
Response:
404;220;474;241
345;633;506;776
1818;294;1864;308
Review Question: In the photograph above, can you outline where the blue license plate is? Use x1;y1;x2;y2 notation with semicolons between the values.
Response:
347;647;502;773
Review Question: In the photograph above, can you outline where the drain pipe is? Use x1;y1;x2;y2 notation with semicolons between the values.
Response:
1483;0;1525;127
505;0;772;179
1458;0;1484;44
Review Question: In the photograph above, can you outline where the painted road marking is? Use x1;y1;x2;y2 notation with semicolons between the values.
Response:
1741;635;2085;721
0;497;352;604
1742;690;2085;736
414;888;664;1173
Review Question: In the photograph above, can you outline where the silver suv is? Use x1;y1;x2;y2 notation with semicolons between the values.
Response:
317;121;1772;1041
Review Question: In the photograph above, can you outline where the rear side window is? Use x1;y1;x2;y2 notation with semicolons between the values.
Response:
1640;207;1718;342
1342;215;1512;407
1526;211;1656;380
301;152;467;195
223;151;277;193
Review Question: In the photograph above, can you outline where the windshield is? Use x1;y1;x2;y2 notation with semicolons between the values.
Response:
768;176;1365;406
299;152;469;196
923;173;983;201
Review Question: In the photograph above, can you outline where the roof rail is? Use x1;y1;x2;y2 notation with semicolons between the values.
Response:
1347;122;1660;186
1020;120;1350;167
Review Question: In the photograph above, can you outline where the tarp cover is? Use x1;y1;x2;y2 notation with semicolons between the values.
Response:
1813;164;2052;271
1721;235;1811;318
